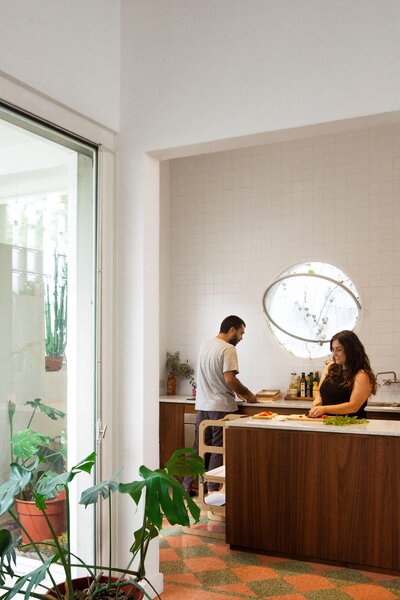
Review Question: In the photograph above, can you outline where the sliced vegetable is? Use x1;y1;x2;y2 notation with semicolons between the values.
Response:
323;415;368;426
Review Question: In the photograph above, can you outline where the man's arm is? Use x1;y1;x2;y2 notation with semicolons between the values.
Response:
224;371;257;403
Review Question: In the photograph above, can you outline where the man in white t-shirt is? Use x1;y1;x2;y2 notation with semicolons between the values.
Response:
184;315;256;494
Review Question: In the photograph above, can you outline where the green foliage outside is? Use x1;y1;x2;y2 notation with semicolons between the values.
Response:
45;253;67;357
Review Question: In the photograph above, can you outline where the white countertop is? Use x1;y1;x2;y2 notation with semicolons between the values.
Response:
226;415;400;436
159;395;400;412
159;395;313;409
160;395;195;404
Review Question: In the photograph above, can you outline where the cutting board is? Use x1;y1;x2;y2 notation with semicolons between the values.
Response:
256;389;281;402
286;414;325;421
252;412;278;420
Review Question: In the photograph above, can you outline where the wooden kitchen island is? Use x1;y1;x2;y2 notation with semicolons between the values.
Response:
225;417;400;574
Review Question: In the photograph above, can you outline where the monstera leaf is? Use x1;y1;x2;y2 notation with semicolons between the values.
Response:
25;398;65;421
0;464;34;515
79;477;119;507
11;429;50;462
1;552;60;600
119;448;204;577
35;452;97;503
0;529;19;586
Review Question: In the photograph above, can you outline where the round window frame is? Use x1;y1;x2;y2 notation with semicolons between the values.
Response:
262;262;363;359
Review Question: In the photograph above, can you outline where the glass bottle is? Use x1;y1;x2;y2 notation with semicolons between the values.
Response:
289;373;299;397
300;372;307;398
306;372;313;398
312;371;320;397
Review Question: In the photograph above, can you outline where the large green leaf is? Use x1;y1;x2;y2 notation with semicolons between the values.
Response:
72;452;96;475
119;480;145;504
0;464;33;515
120;456;202;531
0;529;19;586
26;398;66;421
0;552;59;600
34;453;96;501
164;448;205;478
129;519;159;558
35;470;71;499
79;478;119;507
11;429;50;461
140;466;200;528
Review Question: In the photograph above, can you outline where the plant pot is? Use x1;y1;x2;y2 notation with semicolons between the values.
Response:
15;491;67;544
45;355;64;372
49;575;143;599
166;375;176;396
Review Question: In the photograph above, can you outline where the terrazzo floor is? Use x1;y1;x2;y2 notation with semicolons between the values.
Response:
159;515;400;599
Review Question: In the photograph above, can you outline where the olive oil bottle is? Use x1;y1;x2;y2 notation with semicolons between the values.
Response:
312;371;320;398
300;372;307;398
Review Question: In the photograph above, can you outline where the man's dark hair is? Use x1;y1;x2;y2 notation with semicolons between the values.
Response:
219;315;245;333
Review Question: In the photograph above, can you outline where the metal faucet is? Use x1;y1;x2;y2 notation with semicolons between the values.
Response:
376;371;399;386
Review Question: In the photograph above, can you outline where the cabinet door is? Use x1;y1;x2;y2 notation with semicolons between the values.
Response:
159;403;185;467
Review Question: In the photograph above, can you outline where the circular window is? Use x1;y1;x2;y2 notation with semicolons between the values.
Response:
262;262;362;359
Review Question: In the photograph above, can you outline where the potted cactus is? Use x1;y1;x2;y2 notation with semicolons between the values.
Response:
45;252;67;372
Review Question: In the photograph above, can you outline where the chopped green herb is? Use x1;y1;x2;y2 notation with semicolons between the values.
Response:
323;415;368;426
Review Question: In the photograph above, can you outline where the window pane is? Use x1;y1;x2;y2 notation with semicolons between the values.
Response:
0;107;97;569
263;262;362;359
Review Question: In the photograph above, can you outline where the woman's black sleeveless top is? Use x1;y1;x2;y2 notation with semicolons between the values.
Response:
319;371;367;418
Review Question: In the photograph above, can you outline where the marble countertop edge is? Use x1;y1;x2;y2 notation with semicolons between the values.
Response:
159;395;400;412
226;416;400;436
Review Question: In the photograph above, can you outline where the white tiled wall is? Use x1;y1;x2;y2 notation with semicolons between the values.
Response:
161;123;400;401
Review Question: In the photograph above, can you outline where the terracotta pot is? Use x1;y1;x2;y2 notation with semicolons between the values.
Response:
45;355;64;372
15;491;67;544
49;575;143;599
166;375;176;395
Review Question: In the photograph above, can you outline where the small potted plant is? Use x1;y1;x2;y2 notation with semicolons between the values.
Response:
7;398;67;544
165;351;195;396
0;447;204;599
45;252;67;372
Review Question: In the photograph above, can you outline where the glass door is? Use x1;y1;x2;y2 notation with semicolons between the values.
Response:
0;103;98;570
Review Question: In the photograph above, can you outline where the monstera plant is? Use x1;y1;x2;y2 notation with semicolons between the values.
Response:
0;447;204;599
6;398;67;545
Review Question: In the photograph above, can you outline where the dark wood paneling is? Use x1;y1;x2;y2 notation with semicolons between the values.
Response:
239;405;307;417
226;426;400;573
159;401;400;469
159;402;185;467
367;410;400;420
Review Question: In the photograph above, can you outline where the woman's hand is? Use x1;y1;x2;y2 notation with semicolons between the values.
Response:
308;405;326;418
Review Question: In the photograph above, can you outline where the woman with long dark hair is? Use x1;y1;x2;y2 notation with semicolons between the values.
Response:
309;330;377;419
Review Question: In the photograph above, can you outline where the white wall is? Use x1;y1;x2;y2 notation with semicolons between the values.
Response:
0;0;120;131
118;0;400;588
120;0;400;150
163;122;400;401
1;0;400;593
